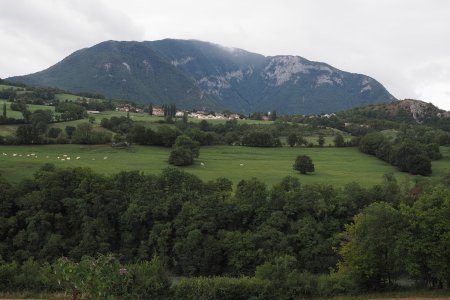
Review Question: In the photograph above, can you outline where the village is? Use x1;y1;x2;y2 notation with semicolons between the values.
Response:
114;103;242;120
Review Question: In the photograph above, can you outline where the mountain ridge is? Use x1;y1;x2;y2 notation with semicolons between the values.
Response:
8;39;396;114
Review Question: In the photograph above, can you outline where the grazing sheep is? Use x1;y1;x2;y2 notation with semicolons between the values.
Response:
27;154;30;157
31;153;35;156
61;159;65;161
76;156;80;160
66;157;71;160
57;157;60;160
104;156;108;160
240;163;244;166
13;154;17;157
201;162;205;166
63;154;67;157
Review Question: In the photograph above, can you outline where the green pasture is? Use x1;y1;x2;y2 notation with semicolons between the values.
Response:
1;144;444;188
0;84;22;91
0;99;55;119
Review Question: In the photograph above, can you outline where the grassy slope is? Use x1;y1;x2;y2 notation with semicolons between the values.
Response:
1;144;446;187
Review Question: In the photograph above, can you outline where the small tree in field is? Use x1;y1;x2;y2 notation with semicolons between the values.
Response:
293;155;314;174
287;133;298;147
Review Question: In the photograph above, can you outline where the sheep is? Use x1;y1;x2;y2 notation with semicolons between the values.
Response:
61;159;65;161
104;156;108;160
200;162;205;166
76;157;80;160
66;157;71;160
13;154;17;157
63;154;67;157
240;163;244;166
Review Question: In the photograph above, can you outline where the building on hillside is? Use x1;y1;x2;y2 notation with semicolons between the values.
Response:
152;108;164;116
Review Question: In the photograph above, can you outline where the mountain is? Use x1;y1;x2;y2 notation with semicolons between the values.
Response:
8;39;396;114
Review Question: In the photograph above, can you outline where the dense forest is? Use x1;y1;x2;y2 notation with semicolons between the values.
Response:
1;165;450;298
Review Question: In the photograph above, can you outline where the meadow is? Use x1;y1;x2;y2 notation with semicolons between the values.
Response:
1;144;447;187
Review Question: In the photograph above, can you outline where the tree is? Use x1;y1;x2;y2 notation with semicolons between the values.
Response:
318;135;325;147
293;155;315;174
269;110;277;121
338;202;406;289
334;133;345;147
169;147;194;166
65;126;76;139
2;103;6;118
148;103;153;115
173;135;199;158
287;133;298;147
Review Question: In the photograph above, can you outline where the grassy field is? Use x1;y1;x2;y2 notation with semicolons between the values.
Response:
0;99;56;119
1;144;445;187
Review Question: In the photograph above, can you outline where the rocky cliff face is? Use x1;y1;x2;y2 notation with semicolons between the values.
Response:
9;39;396;114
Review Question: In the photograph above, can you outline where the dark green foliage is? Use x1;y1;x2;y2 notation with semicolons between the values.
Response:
173;135;200;158
64;125;76;139
55;102;86;121
287;133;298;147
334;133;345;147
2;164;450;296
359;132;437;176
168;135;199;166
10;101;27;112
241;131;281;147
293;155;315;174
318;135;325;147
169;147;194;166
71;122;112;144
47;127;62;138
172;276;271;300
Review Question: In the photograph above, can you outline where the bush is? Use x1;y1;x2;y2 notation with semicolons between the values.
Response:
293;155;315;174
172;276;271;300
126;256;171;299
169;147;194;166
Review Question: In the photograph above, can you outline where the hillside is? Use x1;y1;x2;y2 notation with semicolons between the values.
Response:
340;99;450;127
8;39;396;115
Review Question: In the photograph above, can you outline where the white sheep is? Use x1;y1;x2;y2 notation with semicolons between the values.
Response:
76;157;80;160
201;162;205;166
66;157;71;160
240;163;244;166
13;154;17;157
103;156;108;160
61;159;65;161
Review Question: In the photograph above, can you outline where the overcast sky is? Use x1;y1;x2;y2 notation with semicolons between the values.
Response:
1;0;449;109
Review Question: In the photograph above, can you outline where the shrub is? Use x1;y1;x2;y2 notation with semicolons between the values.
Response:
169;147;194;166
293;155;315;174
172;276;271;300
